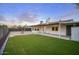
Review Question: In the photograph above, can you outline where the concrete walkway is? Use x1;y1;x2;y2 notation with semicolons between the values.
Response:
34;32;71;40
9;31;33;37
9;31;70;40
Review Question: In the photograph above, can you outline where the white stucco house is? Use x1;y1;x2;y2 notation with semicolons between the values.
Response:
31;19;79;41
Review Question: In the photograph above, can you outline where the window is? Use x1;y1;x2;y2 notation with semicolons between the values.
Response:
35;28;36;31
37;28;39;31
52;27;58;31
52;27;54;31
55;27;58;31
35;28;39;31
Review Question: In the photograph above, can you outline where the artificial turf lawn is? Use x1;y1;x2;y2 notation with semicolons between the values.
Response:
3;34;79;55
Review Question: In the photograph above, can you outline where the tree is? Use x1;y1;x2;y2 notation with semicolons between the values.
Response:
17;25;22;31
74;3;79;9
23;24;27;31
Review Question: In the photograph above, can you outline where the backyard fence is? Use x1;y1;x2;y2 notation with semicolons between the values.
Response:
0;26;9;50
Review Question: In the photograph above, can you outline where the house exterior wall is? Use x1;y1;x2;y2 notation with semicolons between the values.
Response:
32;24;67;36
44;25;59;34
59;25;66;36
44;25;66;36
39;26;44;32
32;26;39;32
32;26;44;32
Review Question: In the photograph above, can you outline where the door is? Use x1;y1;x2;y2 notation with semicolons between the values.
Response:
66;25;71;36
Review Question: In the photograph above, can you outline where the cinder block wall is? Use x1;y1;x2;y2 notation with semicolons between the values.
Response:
0;26;9;50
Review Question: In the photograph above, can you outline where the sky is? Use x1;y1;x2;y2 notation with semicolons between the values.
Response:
0;3;79;26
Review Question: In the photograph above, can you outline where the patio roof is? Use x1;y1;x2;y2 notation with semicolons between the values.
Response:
60;21;79;25
31;21;79;27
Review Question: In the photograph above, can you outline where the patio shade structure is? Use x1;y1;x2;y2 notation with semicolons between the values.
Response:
58;8;79;39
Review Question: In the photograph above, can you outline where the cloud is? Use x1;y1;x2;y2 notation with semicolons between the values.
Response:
18;9;39;22
0;14;39;26
0;9;40;26
0;15;6;21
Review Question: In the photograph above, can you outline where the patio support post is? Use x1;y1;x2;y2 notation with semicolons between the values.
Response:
59;21;61;39
43;26;44;33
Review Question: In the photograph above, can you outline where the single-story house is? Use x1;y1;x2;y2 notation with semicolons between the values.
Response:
31;19;79;41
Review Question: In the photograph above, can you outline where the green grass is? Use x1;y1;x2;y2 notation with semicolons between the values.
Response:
3;34;79;55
